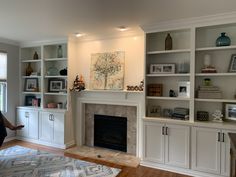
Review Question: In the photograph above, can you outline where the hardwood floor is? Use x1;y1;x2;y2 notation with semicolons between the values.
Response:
1;140;191;177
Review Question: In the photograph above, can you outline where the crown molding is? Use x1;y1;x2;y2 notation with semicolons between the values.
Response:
0;37;19;46
141;11;236;33
19;38;68;47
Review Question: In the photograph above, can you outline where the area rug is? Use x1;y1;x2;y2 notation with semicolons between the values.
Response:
0;146;121;177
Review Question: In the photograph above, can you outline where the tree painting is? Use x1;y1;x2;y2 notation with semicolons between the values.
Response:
90;51;125;90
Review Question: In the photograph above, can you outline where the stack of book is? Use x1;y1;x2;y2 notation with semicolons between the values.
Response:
197;86;222;99
172;107;189;120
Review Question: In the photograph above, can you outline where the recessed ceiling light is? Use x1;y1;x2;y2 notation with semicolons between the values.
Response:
75;33;84;37
117;26;128;32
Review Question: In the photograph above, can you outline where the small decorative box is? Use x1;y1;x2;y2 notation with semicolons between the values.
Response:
197;111;209;121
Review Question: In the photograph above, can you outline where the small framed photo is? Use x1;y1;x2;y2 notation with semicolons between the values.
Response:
25;78;38;92
228;54;236;72
150;64;175;74
25;95;36;106
225;103;236;121
48;78;65;92
178;81;190;97
147;105;161;117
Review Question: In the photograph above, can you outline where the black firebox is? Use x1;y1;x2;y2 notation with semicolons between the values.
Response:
94;114;127;152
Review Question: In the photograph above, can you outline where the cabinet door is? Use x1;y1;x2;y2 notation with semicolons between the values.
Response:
39;112;53;142
17;110;29;137
28;110;38;139
192;127;221;174
51;112;64;144
165;124;190;168
221;130;236;176
143;121;165;163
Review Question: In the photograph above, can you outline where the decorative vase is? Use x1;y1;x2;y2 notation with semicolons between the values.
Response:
165;33;172;50
26;63;33;76
216;32;231;47
33;51;39;60
59;68;67;75
57;45;63;58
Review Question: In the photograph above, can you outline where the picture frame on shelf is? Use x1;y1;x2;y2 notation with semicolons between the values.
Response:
224;103;236;121
150;64;175;74
48;78;65;92
24;78;38;92
228;54;236;72
178;81;190;97
147;105;162;117
25;95;36;106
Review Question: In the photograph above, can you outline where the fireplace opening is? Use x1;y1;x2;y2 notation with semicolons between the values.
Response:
94;114;127;152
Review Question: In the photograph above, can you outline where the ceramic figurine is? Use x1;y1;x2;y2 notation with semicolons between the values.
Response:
212;110;223;122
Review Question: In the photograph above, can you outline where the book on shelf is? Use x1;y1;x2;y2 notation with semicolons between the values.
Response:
198;86;220;91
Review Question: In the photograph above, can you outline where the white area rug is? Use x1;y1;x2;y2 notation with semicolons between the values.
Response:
0;145;121;177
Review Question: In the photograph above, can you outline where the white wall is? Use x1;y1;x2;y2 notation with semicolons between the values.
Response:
70;35;145;89
0;42;19;138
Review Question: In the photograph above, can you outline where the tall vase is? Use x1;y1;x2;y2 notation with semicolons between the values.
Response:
26;63;33;76
57;45;63;58
165;33;172;50
216;32;231;47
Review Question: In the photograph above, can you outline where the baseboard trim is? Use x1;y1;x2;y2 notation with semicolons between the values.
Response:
141;161;226;177
15;137;75;149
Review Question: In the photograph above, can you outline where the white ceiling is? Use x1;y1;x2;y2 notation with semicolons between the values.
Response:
1;0;236;44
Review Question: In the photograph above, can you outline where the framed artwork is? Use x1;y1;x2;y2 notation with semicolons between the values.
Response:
225;103;236;121
25;78;38;92
25;95;36;106
228;54;236;72
147;105;162;117
150;64;175;74
90;51;125;90
48;78;65;92
178;81;190;97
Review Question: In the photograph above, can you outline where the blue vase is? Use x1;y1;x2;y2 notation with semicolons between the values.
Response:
216;32;231;47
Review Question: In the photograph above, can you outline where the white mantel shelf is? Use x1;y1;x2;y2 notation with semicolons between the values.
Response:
81;89;144;94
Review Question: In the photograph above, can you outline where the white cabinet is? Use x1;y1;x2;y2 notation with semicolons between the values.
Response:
192;127;236;176
143;121;165;163
143;121;190;168
17;108;38;139
39;111;65;145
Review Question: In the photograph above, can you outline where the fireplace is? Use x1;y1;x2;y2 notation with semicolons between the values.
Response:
94;114;127;152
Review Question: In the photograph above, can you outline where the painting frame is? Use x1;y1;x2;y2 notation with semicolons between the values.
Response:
48;78;65;92
90;51;125;90
150;64;175;74
228;54;236;72
224;103;236;121
25;95;36;106
178;81;190;98
24;78;38;92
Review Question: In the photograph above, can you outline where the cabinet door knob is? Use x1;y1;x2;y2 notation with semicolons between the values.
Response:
49;114;52;121
222;133;225;142
218;132;221;142
162;126;165;135
51;114;54;121
165;127;168;136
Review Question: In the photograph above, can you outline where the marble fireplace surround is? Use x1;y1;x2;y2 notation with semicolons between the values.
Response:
85;104;136;155
75;91;144;157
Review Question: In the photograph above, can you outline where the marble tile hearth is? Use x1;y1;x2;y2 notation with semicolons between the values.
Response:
65;146;140;168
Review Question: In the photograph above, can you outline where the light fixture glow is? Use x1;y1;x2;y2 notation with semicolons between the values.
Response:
117;26;128;32
75;33;84;37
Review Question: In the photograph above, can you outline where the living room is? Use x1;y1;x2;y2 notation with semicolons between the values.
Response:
1;1;236;177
